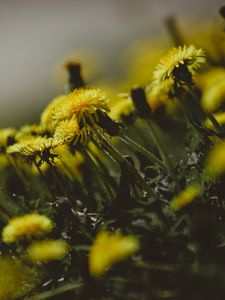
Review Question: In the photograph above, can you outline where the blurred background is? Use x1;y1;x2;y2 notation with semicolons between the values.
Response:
0;0;223;126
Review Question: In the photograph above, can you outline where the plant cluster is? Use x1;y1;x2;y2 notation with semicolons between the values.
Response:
1;8;225;300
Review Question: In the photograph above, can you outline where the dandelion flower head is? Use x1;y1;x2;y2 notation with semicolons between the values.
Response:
2;213;54;243
40;95;67;132
53;117;90;145
205;141;225;179
15;124;46;141
170;184;201;212
89;230;139;277
200;69;225;113
110;93;135;122
27;239;69;262
0;256;39;300
0;128;16;152
51;88;109;127
152;45;205;92
7;136;58;164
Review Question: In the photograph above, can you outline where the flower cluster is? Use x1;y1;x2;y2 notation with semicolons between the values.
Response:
0;19;225;300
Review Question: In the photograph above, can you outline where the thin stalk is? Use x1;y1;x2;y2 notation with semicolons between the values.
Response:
134;260;179;271
88;144;118;191
119;134;167;171
94;129;153;194
146;119;179;191
86;149;116;199
48;161;70;200
27;281;84;300
81;147;113;201
7;155;31;196
59;160;75;180
187;88;222;134
33;160;55;201
91;136;117;165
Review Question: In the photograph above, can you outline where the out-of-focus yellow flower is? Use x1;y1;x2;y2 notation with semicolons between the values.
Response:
200;69;225;113
146;85;169;112
15;124;46;141
0;128;16;153
110;94;135;122
89;230;139;277
152;45;205;93
188;20;225;65
0;256;39;300
2;213;54;243
170;184;201;212
40;95;67;132
27;239;69;262
205;141;225;178
121;37;170;87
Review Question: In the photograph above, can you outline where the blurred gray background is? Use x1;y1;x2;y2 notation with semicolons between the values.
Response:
0;0;223;126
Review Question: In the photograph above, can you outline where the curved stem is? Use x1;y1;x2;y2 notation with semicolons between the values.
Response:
119;134;167;171
33;160;55;201
94;130;153;195
81;147;113;201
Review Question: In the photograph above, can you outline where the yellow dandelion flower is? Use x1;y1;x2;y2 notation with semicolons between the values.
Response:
40;95;67;132
89;230;139;277
110;94;135;122
201;70;225;113
51;88;109;127
2;213;54;243
170;184;201;212
205;141;225;178
0;128;16;153
27;239;69;262
146;84;169;112
7;136;58;165
15;124;46;141
53;117;90;146
152;45;205;92
0;256;39;300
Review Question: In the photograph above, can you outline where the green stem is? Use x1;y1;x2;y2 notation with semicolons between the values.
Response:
87;148;116;198
119;134;167;171
187;88;222;134
81;147;113;201
88;142;118;191
33;160;55;201
27;281;84;300
94;130;153;194
7;155;31;196
48;161;70;200
146;119;179;190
